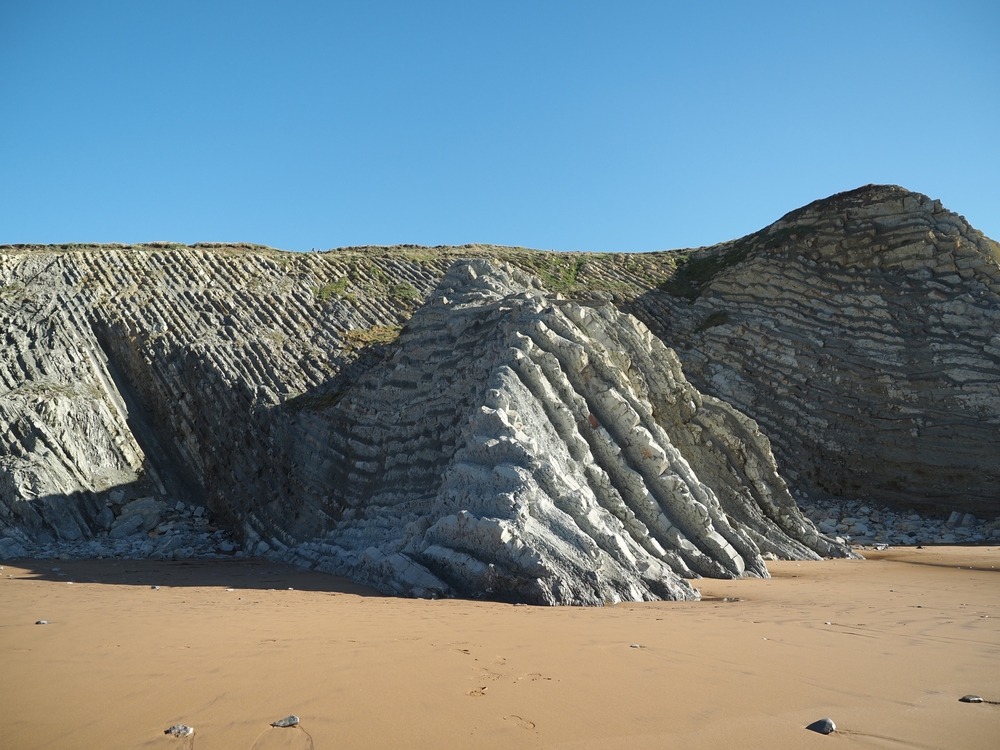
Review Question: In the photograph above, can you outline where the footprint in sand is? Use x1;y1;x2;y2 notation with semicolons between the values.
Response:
517;672;552;682
474;667;504;681
468;686;488;697
504;715;536;730
250;721;314;750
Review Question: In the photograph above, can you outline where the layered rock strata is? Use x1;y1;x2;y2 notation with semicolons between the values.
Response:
0;249;851;601
0;246;447;551
624;186;1000;515
280;260;851;603
1;185;996;590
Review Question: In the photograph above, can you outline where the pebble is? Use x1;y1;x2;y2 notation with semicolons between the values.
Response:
806;717;836;734
795;494;1000;547
164;724;194;737
630;644;641;648
35;620;49;625
271;715;299;727
959;695;983;703
151;585;160;590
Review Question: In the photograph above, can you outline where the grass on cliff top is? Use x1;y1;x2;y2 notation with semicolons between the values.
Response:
659;244;753;301
512;254;588;293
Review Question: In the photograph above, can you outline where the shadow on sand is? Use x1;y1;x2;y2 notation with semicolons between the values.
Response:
3;557;382;596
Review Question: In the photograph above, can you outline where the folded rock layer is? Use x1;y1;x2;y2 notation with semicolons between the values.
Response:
1;184;995;596
286;260;851;603
624;186;1000;515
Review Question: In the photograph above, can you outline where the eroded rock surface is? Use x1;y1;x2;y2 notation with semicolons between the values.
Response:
1;185;997;599
626;186;1000;515
280;260;851;603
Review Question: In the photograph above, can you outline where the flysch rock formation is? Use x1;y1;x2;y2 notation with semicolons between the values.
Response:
279;260;852;603
1;184;997;597
624;186;1000;516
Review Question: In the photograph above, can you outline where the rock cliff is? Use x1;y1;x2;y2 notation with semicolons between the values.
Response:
625;186;1000;516
276;260;850;603
1;184;997;597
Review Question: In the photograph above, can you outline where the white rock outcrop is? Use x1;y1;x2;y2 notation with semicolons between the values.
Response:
290;260;853;603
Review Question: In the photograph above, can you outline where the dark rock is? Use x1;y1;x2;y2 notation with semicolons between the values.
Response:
806;718;836;734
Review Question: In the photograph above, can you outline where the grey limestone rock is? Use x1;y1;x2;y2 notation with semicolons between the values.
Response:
1;184;994;600
627;185;1000;516
291;260;854;603
0;537;29;559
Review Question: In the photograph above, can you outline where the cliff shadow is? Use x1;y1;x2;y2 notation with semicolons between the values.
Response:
2;556;384;595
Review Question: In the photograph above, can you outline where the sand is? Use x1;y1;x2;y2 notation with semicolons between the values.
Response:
1;546;998;750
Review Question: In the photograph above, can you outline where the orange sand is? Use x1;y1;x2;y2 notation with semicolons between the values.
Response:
1;546;998;749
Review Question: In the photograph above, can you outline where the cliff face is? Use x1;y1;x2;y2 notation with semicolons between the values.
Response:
273;260;851;603
0;185;997;593
625;186;1000;515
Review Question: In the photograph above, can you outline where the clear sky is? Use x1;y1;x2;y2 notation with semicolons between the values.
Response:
1;1;997;253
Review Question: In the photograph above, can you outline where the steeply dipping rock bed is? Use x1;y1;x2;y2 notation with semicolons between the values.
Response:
624;185;1000;516
272;261;853;603
0;185;996;599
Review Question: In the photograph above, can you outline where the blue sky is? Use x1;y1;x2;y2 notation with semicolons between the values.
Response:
1;1;997;252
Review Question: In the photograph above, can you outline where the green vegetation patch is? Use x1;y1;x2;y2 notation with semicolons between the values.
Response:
660;225;815;300
0;282;25;301
390;282;420;303
345;325;402;348
315;277;349;301
509;253;587;294
659;242;753;301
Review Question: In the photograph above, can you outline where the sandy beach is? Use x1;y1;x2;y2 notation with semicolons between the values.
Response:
2;546;998;750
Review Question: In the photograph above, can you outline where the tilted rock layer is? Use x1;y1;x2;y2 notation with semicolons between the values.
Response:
0;184;996;597
624;186;1000;515
281;260;850;603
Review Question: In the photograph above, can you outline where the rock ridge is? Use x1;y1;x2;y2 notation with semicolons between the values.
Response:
1;184;996;596
272;260;851;603
624;185;1000;514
